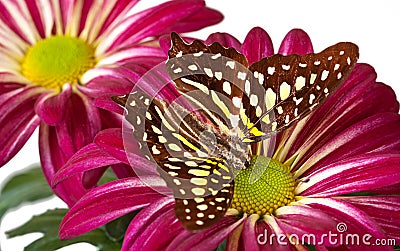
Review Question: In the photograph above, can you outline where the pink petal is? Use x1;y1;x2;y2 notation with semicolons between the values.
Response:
39;93;102;205
255;218;292;251
297;154;400;197
240;215;261;251
161;6;223;35
111;163;136;179
287;64;398;165
79;67;139;98
278;28;314;55
300;198;391;251
0;1;37;44
0;86;41;166
39;123;88;206
298;112;400;175
99;109;122;129
51;143;122;187
25;0;54;38
54;93;101;157
275;205;339;246
98;0;140;37
96;0;207;54
94;128;130;164
122;197;182;251
94;95;125;115
167;216;245;251
59;177;168;239
340;196;400;242
242;27;274;65
34;84;72;126
205;32;242;51
97;46;165;66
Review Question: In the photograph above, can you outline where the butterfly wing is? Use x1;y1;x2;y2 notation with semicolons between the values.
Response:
242;42;359;141
117;91;234;230
167;33;250;131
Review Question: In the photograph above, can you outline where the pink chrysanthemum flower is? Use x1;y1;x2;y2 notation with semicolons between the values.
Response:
54;28;400;250
0;0;222;205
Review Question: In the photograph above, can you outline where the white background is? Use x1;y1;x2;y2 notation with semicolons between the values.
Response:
1;0;399;250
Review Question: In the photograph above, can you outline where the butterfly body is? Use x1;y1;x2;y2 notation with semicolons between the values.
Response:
115;32;359;231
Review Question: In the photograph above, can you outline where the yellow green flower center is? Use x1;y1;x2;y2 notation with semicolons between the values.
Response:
21;36;96;90
231;156;296;215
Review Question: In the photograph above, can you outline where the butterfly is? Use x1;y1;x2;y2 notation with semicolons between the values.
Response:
113;32;359;231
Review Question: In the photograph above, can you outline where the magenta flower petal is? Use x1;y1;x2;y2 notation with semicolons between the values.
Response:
79;67;140;98
54;93;101;157
287;64;399;163
122;197;181;251
51;143;121;187
0;87;41;166
300;112;400;174
167;216;245;251
95;0;141;37
301;198;391;251
240;215;260;251
34;84;72;126
163;6;223;35
276;206;339;246
98;46;165;66
94;128;131;164
59;177;168;240
93;95;125;115
97;0;208;53
341;196;400;242
278;28;314;55
205;32;242;51
39;123;87;206
242;27;274;65
298;154;400;197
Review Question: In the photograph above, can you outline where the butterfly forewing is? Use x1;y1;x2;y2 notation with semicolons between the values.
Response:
167;33;250;131
244;42;359;141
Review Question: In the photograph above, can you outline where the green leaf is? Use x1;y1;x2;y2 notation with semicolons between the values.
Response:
7;209;121;251
0;165;54;219
215;239;227;251
105;211;139;241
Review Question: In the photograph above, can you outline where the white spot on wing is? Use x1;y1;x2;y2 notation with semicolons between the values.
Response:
280;82;291;100
204;68;213;77
244;80;251;94
295;76;306;90
250;94;258;106
215;71;223;80
267;67;275;75
321;70;329;81
223;81;231;95
232;97;241;108
226;61;235;69
309;94;316;104
237;72;246;80
265;88;276;110
188;64;198;71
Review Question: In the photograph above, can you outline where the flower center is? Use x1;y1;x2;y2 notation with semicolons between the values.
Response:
21;36;96;90
231;156;296;215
